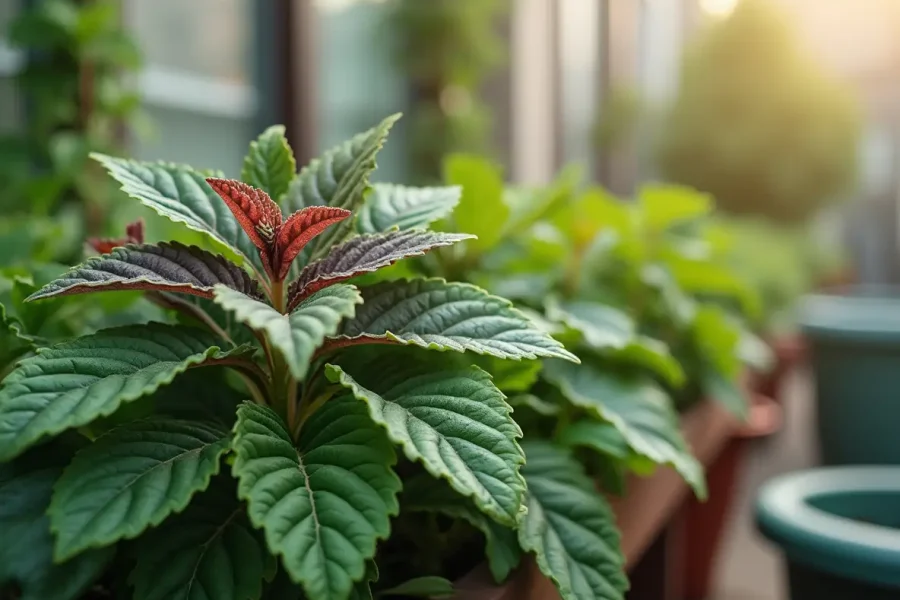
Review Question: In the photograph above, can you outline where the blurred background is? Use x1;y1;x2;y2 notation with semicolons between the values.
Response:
1;1;898;598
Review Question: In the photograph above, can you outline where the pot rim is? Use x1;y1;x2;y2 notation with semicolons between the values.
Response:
756;466;900;588
800;288;900;345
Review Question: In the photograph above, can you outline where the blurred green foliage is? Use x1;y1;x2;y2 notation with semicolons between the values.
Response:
657;0;860;223
0;0;142;264
386;0;507;182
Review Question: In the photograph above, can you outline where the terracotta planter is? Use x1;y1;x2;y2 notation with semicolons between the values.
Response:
681;394;782;600
750;334;807;402
453;400;743;599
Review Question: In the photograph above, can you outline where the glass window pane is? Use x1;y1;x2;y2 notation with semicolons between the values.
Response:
314;0;408;181
126;0;252;82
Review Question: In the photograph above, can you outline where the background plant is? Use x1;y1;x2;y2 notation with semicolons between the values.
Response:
657;0;859;223
385;0;508;183
352;154;767;598
0;0;143;263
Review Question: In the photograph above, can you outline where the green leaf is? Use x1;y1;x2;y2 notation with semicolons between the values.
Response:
336;279;579;362
0;302;35;371
467;355;541;393
91;154;264;275
26;242;259;302
357;184;461;233
348;560;379;600
148;368;246;428
213;284;361;380
402;474;522;583
0;449;114;600
326;352;525;527
544;360;706;497
284;114;400;260
443;154;509;254
546;300;634;350
289;230;473;308
518;441;628;600
49;418;231;561
242;125;297;201
507;394;560;417
638;184;711;231
0;324;253;461
547;300;684;386
606;335;685;388
232;401;400;600
379;576;454;598
129;476;270;600
557;420;630;460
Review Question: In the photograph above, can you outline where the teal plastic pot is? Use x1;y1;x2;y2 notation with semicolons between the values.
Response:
756;467;900;599
801;290;900;465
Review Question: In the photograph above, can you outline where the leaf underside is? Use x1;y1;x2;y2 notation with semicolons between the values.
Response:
519;441;628;600
49;418;231;561
213;284;362;380
288;230;472;308
231;401;400;600
91;154;265;275
335;279;579;362
356;183;461;234
326;351;525;526
0;324;252;461
26;242;259;302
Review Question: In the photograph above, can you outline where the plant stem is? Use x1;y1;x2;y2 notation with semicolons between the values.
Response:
293;389;334;440
271;279;286;314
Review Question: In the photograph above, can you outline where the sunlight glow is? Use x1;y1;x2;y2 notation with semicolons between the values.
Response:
700;0;739;18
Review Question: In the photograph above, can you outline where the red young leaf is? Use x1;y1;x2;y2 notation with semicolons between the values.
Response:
206;178;283;251
274;206;351;280
87;218;145;254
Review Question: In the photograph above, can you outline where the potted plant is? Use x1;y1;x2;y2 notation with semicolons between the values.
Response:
0;117;653;600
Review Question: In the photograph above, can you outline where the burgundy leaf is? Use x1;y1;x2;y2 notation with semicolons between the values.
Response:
87;218;145;254
27;242;260;302
287;230;472;310
274;206;351;280
206;178;283;251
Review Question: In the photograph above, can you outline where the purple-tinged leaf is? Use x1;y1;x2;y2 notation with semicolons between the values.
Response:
274;206;351;280
27;242;260;302
206;178;283;251
287;230;472;310
86;218;145;254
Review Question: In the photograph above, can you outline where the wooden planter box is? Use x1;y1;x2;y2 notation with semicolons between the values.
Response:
453;401;739;600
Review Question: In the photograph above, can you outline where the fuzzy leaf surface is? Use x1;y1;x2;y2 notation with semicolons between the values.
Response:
519;441;627;600
129;477;270;600
214;284;361;380
92;154;264;274
206;178;283;251
327;352;525;526
49;418;231;560
274;206;352;280
544;360;706;497
402;474;522;583
242;124;297;201
335;279;578;362
356;183;461;233
288;230;472;307
283;114;400;259
231;401;400;600
0;324;253;461
27;242;259;302
0;450;114;600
